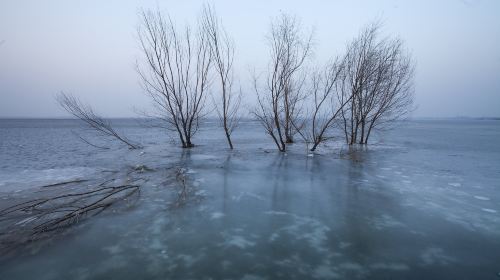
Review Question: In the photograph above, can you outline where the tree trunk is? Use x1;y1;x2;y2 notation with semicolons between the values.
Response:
342;114;349;144
284;85;294;144
310;141;319;151
353;121;359;144
279;140;286;152
184;135;194;148
365;121;375;145
224;128;234;149
359;119;365;144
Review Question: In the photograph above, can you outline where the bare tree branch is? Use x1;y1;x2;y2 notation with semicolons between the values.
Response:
56;92;141;149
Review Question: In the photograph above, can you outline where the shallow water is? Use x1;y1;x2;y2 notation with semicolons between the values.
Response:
0;119;499;279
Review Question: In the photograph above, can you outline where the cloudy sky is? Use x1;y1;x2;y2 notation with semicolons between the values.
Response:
0;0;499;118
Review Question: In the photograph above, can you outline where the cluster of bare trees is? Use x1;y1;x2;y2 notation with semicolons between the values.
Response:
253;14;313;152
339;23;415;145
59;6;240;150
254;18;414;152
135;5;240;149
58;7;413;153
135;9;212;149
293;59;352;151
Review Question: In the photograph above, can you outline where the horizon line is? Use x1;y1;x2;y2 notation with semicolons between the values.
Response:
0;116;499;120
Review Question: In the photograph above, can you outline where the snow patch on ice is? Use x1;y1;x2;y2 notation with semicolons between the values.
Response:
185;168;197;174
269;232;280;242
232;192;265;202
265;211;330;252
103;244;122;255
225;235;256;249
265;210;288;216
192;178;206;188
481;208;497;213
371;214;405;230
210;212;225;220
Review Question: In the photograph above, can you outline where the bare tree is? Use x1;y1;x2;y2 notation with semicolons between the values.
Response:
293;59;353;151
136;9;212;148
339;22;415;145
253;13;313;152
201;5;241;149
253;71;285;151
56;93;140;149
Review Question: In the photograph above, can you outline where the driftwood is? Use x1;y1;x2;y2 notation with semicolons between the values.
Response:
0;176;141;253
39;179;89;188
0;164;199;256
0;185;139;233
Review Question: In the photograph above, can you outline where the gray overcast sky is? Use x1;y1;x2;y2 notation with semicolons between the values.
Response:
1;0;499;118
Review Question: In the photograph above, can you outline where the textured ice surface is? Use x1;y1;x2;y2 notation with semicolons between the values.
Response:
1;119;500;279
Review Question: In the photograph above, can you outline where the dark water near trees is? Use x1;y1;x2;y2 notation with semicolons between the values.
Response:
0;119;499;279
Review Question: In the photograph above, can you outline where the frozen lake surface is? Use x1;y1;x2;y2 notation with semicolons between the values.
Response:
0;119;499;279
